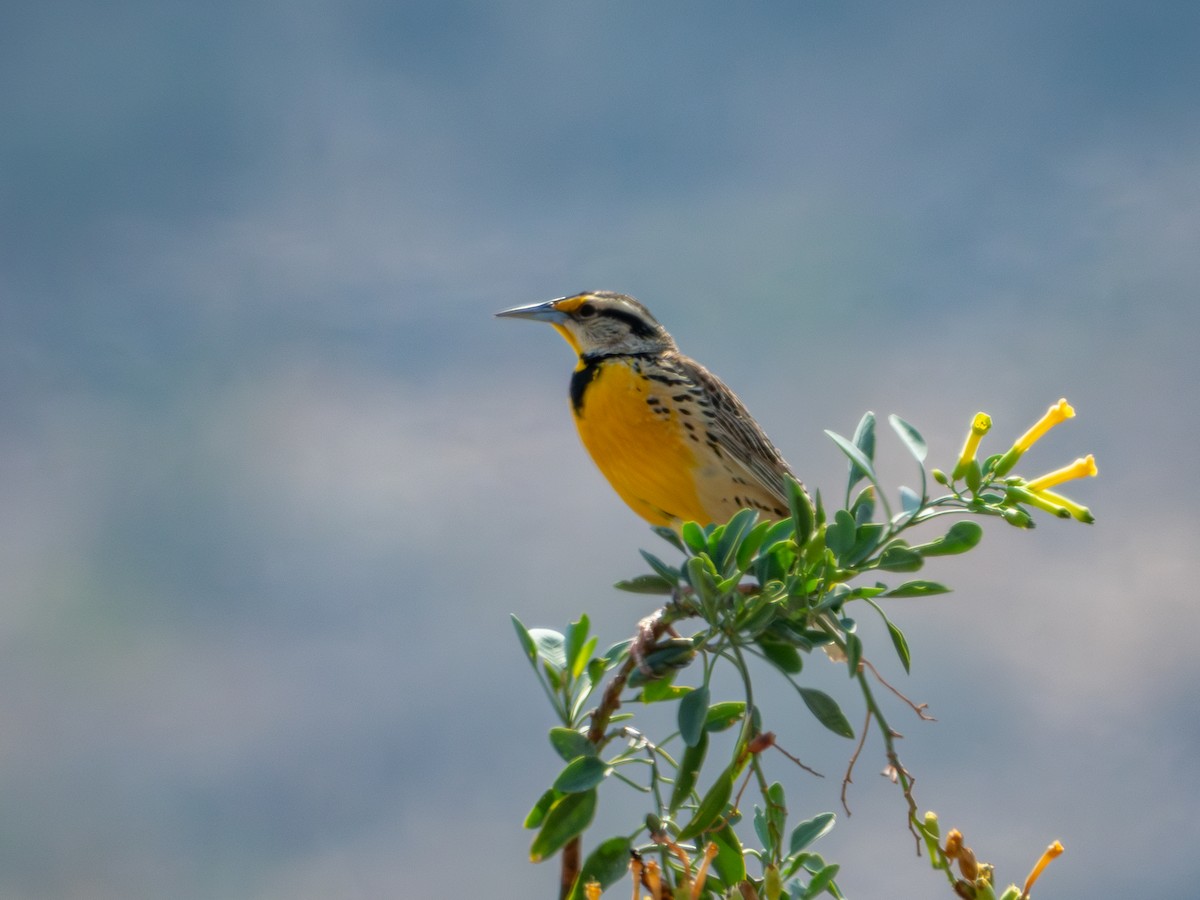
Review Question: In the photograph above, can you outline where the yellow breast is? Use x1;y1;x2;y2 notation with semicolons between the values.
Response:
570;358;708;527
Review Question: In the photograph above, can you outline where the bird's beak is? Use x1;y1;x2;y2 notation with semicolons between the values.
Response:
495;299;569;324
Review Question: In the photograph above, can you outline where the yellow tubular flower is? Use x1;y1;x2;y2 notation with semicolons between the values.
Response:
952;412;992;480
993;399;1076;476
1015;399;1075;451
1025;455;1098;492
1021;841;1064;898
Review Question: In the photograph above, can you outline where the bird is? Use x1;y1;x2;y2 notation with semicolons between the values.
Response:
496;291;804;528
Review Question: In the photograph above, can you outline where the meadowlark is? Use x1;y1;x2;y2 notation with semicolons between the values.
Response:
497;291;804;527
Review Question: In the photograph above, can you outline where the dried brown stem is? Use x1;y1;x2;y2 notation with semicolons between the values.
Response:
771;740;824;779
841;708;872;815
861;658;936;721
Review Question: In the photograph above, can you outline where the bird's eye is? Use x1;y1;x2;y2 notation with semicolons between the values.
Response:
578;302;597;318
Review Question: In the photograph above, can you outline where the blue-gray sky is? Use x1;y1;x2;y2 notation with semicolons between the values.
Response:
3;2;1198;897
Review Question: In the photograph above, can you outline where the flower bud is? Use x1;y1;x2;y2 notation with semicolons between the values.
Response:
764;863;783;900
1000;506;1033;528
1034;488;1095;524
1005;485;1070;519
944;829;964;859
958;845;979;881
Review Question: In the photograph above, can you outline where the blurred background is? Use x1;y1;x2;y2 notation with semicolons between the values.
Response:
3;1;1198;897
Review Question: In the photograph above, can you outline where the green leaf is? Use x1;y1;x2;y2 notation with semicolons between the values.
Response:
677;767;734;841
678;684;710;747
512;615;537;665
586;656;609;688
887;618;912;673
567;836;633;900
738;593;781;636
888;414;927;463
762;516;797;551
898;485;922;515
786;853;831;889
917;520;984;556
825;509;856;557
553;755;610;793
640;549;681;584
877;544;924;572
715;508;759;575
668;730;708;813
572;636;597;680
709;815;747;885
826;428;878;497
736;519;775;573
765;782;787;855
604;639;633;665
787;475;814;546
843;522;886;566
686;556;720;610
681;521;708;555
704;701;747;732
528;628;567;670
797;687;854;738
613;574;676;594
843;632;862;676
758;637;803;674
812;583;850;614
884;580;951;598
715;573;743;594
652;525;686;553
564;616;590;677
853;410;877;453
845;584;886;601
753;806;771;853
793;628;833;649
790;812;836;854
549;727;595;762
802;863;840;899
848;411;877;492
862;577;915;677
524;787;561;829
529;789;598;862
849;485;875;525
640;676;688;703
756;538;797;585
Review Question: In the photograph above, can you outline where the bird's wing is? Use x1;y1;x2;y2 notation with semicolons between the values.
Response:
675;354;801;509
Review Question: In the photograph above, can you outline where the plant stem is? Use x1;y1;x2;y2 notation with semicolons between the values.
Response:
560;609;678;898
559;839;579;900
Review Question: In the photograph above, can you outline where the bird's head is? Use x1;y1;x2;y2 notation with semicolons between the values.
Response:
496;291;675;358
